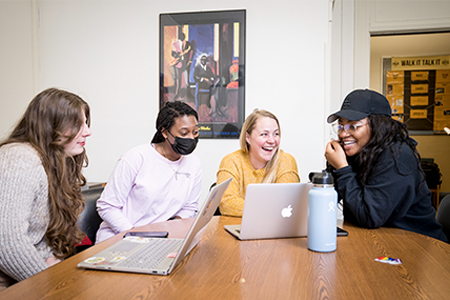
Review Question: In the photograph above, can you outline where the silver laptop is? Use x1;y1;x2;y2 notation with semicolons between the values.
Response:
224;182;312;240
78;178;231;275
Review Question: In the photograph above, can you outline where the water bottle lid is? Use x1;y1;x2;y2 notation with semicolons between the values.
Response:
309;170;334;184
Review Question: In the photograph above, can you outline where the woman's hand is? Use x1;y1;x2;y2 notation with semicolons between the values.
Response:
325;140;348;170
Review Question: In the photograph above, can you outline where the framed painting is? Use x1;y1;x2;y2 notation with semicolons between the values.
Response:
160;10;246;139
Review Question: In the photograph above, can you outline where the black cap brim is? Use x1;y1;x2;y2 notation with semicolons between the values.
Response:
327;109;370;123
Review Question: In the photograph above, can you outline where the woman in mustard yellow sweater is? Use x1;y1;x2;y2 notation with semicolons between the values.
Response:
217;109;300;216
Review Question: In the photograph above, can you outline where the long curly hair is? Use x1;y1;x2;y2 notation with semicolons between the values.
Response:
1;88;90;258
354;115;424;185
240;109;281;183
151;101;198;143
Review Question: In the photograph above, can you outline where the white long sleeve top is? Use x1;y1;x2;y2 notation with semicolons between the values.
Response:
95;143;202;243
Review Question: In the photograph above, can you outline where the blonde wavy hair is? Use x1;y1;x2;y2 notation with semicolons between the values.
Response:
1;88;90;258
240;109;281;183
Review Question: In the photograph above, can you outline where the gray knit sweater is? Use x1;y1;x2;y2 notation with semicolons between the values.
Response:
0;143;54;281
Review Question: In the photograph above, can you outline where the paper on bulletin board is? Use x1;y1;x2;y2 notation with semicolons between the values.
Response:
435;94;450;106
434;90;450;131
386;83;404;96
434;120;450;131
387;95;404;114
410;96;428;106
411;71;429;81
436;82;450;95
436;70;450;83
386;71;404;83
434;106;450;119
386;71;405;121
410;109;428;119
434;105;450;131
386;71;404;97
411;84;428;94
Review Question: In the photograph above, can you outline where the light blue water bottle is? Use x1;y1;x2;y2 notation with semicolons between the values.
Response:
308;171;337;252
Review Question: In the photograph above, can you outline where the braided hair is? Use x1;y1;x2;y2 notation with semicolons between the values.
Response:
151;101;198;143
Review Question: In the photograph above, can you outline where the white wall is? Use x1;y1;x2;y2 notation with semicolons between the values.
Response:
0;0;330;203
0;0;36;136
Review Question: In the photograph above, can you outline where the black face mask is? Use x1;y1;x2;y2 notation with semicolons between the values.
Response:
167;131;198;155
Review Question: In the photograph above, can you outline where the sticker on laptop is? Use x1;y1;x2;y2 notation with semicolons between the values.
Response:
84;257;105;264
374;256;402;265
123;236;152;243
110;256;126;263
167;252;178;258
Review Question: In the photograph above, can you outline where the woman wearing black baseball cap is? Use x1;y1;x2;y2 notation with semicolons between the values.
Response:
325;89;447;242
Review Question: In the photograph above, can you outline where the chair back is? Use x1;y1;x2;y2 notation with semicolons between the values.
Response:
79;186;104;245
437;194;450;241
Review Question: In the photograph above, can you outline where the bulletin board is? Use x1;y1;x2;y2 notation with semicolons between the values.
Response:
384;55;450;134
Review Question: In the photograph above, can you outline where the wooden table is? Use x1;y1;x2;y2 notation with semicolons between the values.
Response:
1;216;450;299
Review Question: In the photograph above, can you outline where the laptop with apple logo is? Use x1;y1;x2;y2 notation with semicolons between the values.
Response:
224;183;312;240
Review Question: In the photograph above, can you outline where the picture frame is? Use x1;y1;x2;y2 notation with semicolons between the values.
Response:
159;10;246;139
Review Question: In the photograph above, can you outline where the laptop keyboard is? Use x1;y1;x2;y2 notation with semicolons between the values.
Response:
120;238;183;269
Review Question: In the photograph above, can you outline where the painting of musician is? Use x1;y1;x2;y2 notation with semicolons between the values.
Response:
160;10;245;139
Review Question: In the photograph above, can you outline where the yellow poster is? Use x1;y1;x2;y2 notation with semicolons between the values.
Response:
387;95;404;114
386;83;404;95
391;55;450;71
411;71;429;81
410;96;428;106
434;120;450;131
434;94;450;131
436;70;450;83
435;95;450;107
434;106;450;121
410;109;428;119
386;71;404;83
436;82;450;95
433;104;450;131
411;84;428;94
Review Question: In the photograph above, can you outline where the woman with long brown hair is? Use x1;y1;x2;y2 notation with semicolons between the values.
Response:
216;109;300;217
0;88;92;289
